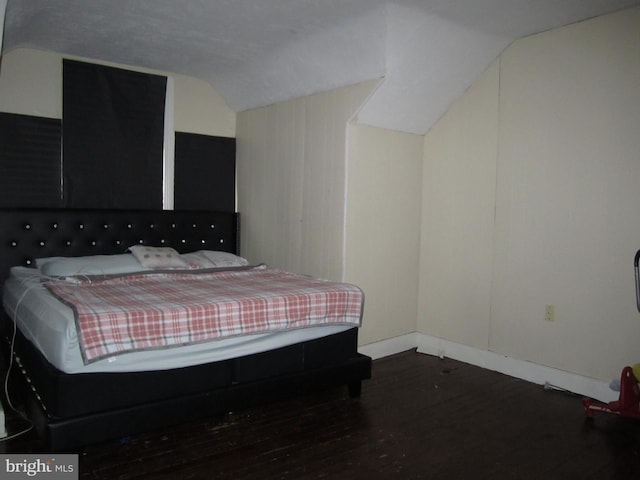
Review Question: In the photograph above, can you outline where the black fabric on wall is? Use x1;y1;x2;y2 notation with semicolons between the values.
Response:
62;59;167;209
0;113;62;208
174;132;236;212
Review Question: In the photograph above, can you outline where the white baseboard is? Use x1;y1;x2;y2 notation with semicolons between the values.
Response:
358;333;418;360
360;332;617;403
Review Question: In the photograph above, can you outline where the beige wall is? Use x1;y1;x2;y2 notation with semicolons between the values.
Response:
419;7;640;382
236;81;377;281
419;58;499;350
0;48;235;137
346;124;423;344
236;88;421;345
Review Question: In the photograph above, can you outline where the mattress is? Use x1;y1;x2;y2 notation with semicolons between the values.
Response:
2;267;352;374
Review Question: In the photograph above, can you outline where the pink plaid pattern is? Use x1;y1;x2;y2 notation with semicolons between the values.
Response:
46;266;364;364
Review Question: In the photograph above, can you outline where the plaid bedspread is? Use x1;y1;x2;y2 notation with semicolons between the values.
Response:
45;266;364;364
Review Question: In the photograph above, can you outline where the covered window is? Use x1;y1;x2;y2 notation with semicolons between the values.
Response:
0;112;62;207
62;59;167;209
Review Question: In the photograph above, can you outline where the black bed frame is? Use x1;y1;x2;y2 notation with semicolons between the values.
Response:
0;208;371;451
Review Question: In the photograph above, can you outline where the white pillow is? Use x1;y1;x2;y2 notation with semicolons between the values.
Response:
180;252;216;269
129;245;188;269
198;250;249;268
37;254;150;277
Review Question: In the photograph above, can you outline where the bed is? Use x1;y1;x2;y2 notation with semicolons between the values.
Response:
0;208;371;451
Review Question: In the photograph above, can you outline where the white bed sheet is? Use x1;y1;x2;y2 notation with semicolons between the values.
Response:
2;267;352;374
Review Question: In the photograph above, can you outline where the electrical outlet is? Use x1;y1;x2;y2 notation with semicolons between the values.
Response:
544;304;555;322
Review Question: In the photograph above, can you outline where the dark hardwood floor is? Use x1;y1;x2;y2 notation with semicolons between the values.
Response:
2;349;639;479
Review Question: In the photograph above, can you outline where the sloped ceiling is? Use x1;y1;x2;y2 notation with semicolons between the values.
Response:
2;0;639;134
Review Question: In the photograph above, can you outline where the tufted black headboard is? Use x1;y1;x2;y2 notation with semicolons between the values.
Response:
0;209;239;285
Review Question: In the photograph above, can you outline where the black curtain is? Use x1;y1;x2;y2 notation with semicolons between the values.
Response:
174;132;236;212
62;60;167;209
0;113;62;207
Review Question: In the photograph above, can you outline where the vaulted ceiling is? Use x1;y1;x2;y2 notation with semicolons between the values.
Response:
2;0;639;134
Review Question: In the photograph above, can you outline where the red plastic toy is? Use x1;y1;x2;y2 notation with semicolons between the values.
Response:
582;249;640;420
583;366;640;419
